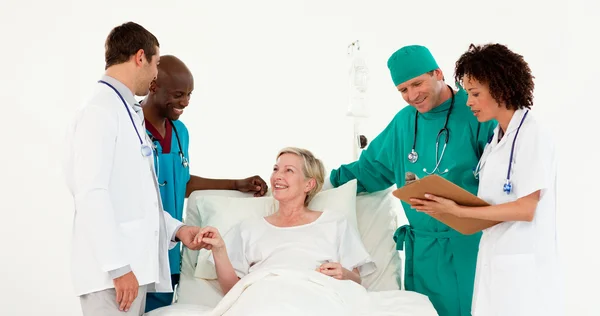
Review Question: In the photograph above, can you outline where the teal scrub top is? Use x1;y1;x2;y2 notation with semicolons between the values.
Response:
146;119;191;275
330;88;497;316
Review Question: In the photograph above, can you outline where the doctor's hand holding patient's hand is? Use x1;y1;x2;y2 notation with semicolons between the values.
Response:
175;225;207;250
194;226;225;253
410;194;461;216
113;271;139;312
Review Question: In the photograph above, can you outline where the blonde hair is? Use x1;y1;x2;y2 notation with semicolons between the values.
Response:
276;147;325;206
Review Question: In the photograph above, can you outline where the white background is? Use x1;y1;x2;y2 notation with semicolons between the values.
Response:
1;0;597;315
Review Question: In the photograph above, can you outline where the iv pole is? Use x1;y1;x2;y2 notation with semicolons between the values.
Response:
347;40;369;160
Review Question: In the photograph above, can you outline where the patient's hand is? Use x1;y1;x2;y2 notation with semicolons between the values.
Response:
194;226;225;252
176;225;207;250
316;262;344;279
316;262;361;284
197;226;239;295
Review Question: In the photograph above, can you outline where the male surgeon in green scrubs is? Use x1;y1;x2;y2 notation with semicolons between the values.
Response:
326;45;496;316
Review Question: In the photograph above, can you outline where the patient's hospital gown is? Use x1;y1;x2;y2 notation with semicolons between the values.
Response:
208;210;377;315
329;89;496;316
213;210;377;278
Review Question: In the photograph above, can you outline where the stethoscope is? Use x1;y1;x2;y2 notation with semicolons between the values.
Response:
148;120;189;187
473;110;529;194
407;85;455;175
98;80;153;158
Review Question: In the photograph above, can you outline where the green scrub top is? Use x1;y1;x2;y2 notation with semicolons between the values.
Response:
330;88;496;316
146;119;191;275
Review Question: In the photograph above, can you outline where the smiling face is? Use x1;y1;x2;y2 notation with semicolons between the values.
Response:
270;153;316;205
150;71;194;121
147;55;195;121
135;46;160;96
463;75;503;122
396;69;445;113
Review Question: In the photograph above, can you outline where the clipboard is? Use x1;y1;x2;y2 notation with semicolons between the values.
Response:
392;174;500;235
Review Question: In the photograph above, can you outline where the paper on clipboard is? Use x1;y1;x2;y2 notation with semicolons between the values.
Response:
392;174;500;235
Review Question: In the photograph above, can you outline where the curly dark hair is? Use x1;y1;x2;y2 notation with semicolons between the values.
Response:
454;43;534;110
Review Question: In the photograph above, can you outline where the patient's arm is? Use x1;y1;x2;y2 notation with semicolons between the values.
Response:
195;226;241;294
345;267;361;285
213;247;241;294
317;262;362;285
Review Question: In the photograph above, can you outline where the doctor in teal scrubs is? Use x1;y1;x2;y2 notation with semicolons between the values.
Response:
140;55;268;312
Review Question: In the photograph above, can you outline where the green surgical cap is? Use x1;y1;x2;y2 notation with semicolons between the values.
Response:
387;45;439;86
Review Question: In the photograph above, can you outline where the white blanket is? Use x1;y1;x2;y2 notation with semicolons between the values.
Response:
145;269;438;316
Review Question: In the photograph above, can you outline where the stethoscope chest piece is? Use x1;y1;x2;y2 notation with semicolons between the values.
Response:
474;110;529;195
181;155;189;168
408;150;419;163
407;85;455;175
141;145;153;157
503;180;513;194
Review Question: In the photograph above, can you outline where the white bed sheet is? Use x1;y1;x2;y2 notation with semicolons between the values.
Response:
145;268;438;316
161;187;438;315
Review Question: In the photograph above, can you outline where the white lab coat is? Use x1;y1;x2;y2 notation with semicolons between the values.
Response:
472;109;563;316
64;76;182;296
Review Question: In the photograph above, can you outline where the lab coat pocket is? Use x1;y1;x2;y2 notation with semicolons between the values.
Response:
490;254;536;316
118;219;145;261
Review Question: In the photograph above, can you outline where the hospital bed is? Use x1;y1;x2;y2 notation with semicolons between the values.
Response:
145;180;438;315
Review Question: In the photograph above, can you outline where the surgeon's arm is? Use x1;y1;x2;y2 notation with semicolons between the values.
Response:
330;118;398;193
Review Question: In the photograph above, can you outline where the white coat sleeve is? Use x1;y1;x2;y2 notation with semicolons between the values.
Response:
164;211;184;249
513;123;555;199
70;104;128;273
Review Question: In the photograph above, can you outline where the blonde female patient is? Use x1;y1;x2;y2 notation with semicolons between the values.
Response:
195;147;376;315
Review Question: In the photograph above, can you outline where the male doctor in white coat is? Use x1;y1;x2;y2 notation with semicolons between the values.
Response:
64;22;208;316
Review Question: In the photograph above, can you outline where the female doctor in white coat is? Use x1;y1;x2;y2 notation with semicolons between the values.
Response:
410;43;563;316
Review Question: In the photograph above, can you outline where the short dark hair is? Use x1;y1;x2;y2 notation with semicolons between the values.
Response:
454;43;534;110
104;22;160;70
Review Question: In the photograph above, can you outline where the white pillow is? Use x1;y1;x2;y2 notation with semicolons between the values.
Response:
355;187;403;291
177;181;404;308
193;179;359;280
178;190;258;307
